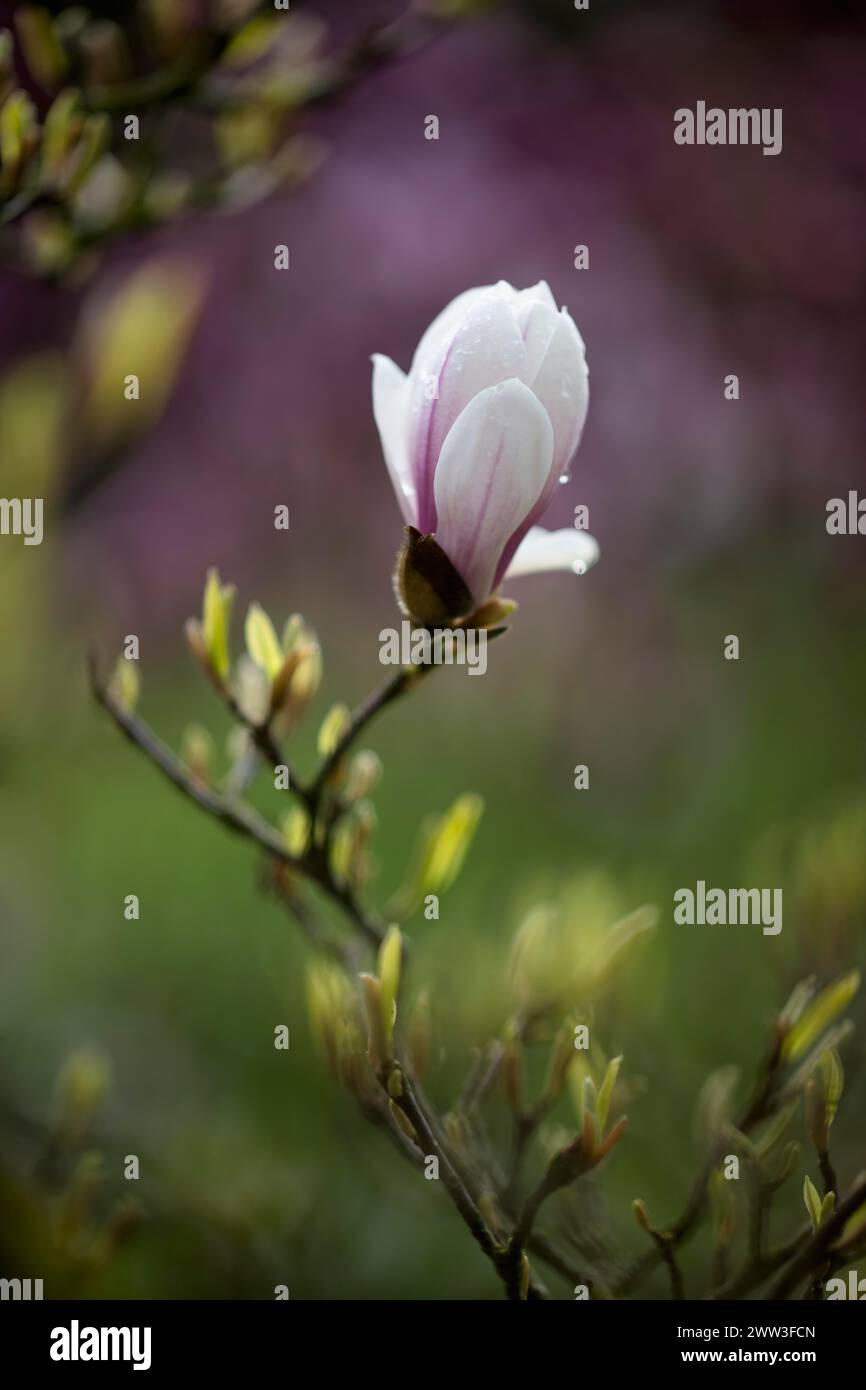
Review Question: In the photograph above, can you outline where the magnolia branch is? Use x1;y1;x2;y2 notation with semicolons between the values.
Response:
88;653;386;950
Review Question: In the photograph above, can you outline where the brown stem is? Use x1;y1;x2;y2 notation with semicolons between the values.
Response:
301;666;419;805
89;653;386;949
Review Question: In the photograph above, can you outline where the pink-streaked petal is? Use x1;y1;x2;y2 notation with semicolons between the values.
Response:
372;353;415;524
504;526;600;580
408;298;529;533
433;380;553;605
409;284;499;376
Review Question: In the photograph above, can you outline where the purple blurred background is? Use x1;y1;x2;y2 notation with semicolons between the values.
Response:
2;0;864;633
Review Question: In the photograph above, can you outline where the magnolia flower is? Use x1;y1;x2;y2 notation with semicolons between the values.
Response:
373;280;598;623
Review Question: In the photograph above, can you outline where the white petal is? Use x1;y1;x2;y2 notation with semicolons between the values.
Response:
514;280;557;313
504;526;600;579
372;354;415;524
530;308;589;480
433;380;553;604
513;297;560;380
408;297;528;531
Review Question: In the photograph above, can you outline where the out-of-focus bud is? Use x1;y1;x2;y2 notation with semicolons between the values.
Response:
632;1198;652;1234
244;601;283;683
280;806;310;858
142;0;199;59
0;90;39;192
215;105;278;169
819;1047;844;1130
478;1191;505;1239
180;723;216;784
422;792;483;894
596;1055;622;1134
581;905;657;994
78;21;131;88
693;1065;740;1146
330;800;376;889
462;596;517;632
344;750;382;802
360;972;389;1070
377;925;402;1050
752;1099;797;1164
803;1175;824;1233
280;639;321;726
187;567;235;685
143;170;193;223
508;904;555;1013
392;793;483;918
78;258;205;452
55;1046;112;1146
40;88;83;188
15;8;68;92
63;111;110;196
108;654;139;711
306;959;354;1075
21;209;76;274
780;970;860;1064
317;702;350;759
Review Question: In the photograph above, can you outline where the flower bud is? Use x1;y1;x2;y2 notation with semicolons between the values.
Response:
373;280;598;613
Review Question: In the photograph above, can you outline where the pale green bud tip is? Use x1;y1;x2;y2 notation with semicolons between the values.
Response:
631;1198;652;1233
280;807;310;858
377;925;402;1041
317;702;351;758
245;601;283;681
200;567;235;681
56;1047;112;1114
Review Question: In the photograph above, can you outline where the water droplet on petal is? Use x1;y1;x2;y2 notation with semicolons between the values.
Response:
558;474;570;485
572;560;586;575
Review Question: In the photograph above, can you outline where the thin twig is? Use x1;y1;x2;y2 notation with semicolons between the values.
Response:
89;653;386;948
